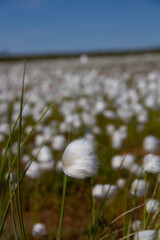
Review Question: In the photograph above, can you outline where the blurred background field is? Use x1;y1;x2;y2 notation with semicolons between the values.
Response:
1;53;160;239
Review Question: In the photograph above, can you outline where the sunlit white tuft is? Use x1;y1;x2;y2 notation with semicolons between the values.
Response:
62;138;98;179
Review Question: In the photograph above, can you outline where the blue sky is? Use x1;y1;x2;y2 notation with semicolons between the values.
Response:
0;0;160;54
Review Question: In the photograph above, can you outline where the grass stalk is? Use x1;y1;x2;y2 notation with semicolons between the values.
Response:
143;172;147;229
16;61;26;239
56;174;68;240
0;126;59;237
0;95;60;223
8;102;19;240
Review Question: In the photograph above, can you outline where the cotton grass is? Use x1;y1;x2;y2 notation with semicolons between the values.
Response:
61;138;98;179
133;230;157;240
143;154;160;174
130;179;149;197
32;223;47;237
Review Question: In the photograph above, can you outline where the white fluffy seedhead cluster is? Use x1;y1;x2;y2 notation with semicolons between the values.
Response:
143;154;160;174
37;146;54;171
146;199;159;214
55;160;63;172
102;184;118;199
132;220;143;232
32;223;46;237
133;230;157;240
62;138;98;179
26;161;41;179
92;184;118;199
92;184;104;199
52;135;66;151
143;135;160;153
116;178;126;189
130;164;145;177
111;154;135;171
130;179;149;197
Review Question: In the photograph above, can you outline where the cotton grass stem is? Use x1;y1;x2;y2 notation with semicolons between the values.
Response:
56;174;67;240
143;172;147;229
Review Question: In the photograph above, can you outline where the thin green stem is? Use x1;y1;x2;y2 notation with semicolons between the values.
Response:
8;103;19;240
56;174;68;240
143;172;147;229
16;60;26;240
0;97;29;221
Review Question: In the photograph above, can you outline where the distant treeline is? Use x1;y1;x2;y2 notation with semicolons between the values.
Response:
1;48;160;62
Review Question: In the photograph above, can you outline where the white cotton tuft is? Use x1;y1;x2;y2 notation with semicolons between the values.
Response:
117;178;126;189
130;179;149;197
143;154;160;174
92;184;118;199
92;184;104;199
35;134;45;146
21;154;30;164
143;135;159;153
37;146;54;171
102;184;118;199
133;230;156;240
55;160;63;172
62;138;98;179
111;154;135;170
51;135;66;151
32;223;46;237
111;155;124;170
79;54;89;64
26;161;41;179
106;124;115;136
146;199;159;214
111;130;124;150
122;154;135;170
130;164;145;177
132;220;143;232
37;146;53;163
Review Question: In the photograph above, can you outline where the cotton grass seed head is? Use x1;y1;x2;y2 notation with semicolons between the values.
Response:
133;230;156;240
143;154;160;174
117;178;126;189
143;135;159;153
92;184;104;199
132;220;143;232
62;138;98;179
32;223;46;237
102;184;118;199
26;161;41;179
146;199;159;214
130;179;149;197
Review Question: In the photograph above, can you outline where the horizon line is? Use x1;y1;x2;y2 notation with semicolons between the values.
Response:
1;46;160;61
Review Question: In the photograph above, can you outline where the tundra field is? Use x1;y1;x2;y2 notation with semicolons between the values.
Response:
1;54;160;239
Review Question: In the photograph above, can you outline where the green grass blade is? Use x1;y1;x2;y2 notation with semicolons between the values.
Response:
8;100;19;240
0;126;59;236
56;174;68;240
16;61;26;240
